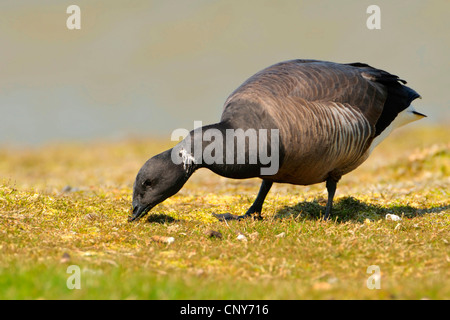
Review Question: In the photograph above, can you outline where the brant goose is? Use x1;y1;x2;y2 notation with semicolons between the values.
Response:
129;59;425;221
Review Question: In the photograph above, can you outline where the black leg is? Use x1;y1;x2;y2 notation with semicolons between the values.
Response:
324;178;337;220
213;180;273;221
243;180;273;218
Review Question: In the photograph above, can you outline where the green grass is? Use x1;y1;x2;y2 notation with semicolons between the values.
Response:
0;126;449;299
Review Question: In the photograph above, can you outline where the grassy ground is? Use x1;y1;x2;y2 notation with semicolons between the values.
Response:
0;125;449;299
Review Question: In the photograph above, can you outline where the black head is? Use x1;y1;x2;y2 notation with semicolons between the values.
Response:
129;149;190;222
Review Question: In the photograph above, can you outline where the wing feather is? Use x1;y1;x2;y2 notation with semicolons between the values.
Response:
223;59;420;136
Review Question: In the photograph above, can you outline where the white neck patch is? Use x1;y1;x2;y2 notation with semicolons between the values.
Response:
179;148;196;170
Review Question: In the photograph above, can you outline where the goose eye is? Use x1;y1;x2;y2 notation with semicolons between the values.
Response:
142;179;152;189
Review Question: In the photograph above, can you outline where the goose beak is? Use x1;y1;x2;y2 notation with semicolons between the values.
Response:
128;200;153;222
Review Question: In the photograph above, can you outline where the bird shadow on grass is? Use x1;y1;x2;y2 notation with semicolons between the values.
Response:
274;196;450;223
143;197;449;224
146;213;178;224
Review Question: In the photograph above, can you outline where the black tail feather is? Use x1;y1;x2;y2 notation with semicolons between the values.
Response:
346;62;421;136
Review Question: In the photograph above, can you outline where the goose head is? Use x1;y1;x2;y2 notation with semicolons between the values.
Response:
129;149;189;222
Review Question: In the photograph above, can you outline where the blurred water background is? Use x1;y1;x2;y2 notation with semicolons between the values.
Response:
0;0;448;146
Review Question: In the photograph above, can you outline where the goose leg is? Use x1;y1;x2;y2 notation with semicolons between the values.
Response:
324;178;337;220
243;180;273;219
213;180;273;221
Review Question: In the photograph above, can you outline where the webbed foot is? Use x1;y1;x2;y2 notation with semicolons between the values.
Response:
212;212;262;221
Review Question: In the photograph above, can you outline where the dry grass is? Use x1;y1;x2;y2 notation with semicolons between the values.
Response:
0;125;449;299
